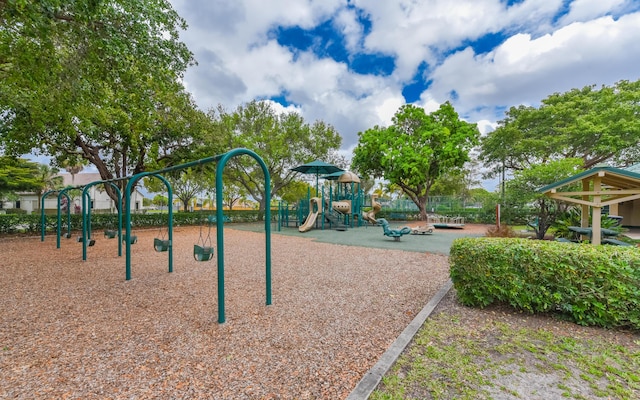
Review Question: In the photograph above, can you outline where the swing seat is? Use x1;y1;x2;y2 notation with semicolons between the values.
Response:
123;235;137;244
77;236;96;246
194;245;214;262
104;229;117;239
154;238;170;252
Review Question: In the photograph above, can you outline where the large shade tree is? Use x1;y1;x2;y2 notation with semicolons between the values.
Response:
504;159;582;239
480;80;640;232
208;100;342;216
480;79;640;176
352;102;480;221
0;0;212;205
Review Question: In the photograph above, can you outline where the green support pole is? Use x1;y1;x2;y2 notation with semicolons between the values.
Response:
41;190;57;242
82;182;123;260
56;189;73;249
82;191;91;261
215;148;271;323
125;174;172;280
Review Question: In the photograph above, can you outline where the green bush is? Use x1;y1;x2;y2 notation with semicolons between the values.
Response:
0;209;273;235
449;237;640;329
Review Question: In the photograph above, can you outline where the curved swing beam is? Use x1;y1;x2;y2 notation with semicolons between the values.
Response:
124;173;173;280
215;148;271;323
123;148;270;326
41;189;66;242
81;181;123;261
55;187;78;248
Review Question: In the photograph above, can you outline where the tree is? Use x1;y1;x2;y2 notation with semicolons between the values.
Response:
60;159;86;186
0;157;42;207
352;102;480;221
209;101;342;217
278;180;313;204
33;164;63;210
145;168;205;212
222;181;247;210
504;159;582;239
480;79;640;176
0;1;214;205
152;194;169;209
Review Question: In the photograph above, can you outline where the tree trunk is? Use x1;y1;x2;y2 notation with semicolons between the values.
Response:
417;202;429;222
257;197;266;221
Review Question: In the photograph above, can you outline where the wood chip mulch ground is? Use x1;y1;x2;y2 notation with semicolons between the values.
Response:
0;226;454;399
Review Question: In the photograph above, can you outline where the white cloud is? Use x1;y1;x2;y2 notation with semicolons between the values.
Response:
558;0;627;25
425;12;640;121
333;7;364;53
476;120;497;135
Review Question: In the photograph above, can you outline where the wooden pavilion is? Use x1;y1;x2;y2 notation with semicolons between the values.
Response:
537;165;640;245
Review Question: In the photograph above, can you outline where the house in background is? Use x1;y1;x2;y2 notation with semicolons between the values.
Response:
3;173;145;214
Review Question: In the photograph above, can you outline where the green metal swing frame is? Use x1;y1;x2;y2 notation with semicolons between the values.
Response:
123;148;272;324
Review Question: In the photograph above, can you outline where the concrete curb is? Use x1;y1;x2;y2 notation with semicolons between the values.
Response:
346;279;454;400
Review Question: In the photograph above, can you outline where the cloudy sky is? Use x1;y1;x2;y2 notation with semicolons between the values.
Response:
170;0;640;154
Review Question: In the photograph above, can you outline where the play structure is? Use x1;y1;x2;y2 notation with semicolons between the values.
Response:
376;218;412;241
362;194;381;224
299;197;321;232
286;168;373;232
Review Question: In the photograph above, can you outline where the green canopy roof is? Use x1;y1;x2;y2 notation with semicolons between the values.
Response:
537;165;640;193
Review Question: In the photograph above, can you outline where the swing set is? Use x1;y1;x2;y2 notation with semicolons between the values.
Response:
123;148;271;323
194;215;214;261
40;149;270;324
153;195;170;252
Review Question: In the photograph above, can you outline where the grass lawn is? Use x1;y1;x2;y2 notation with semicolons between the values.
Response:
370;291;640;400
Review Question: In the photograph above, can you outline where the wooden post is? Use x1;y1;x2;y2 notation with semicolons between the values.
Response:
592;176;602;245
581;179;590;242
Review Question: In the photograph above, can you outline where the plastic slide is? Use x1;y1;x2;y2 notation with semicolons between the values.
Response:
299;197;321;232
298;210;319;232
362;194;381;224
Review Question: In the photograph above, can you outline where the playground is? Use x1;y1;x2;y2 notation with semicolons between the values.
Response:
0;223;485;399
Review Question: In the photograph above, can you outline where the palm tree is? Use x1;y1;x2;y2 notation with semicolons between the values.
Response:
65;164;84;185
34;164;63;209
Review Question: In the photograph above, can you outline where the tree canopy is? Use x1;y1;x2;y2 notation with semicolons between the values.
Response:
480;79;640;176
503;159;582;239
208;100;342;215
352;102;480;220
0;156;42;203
0;0;213;202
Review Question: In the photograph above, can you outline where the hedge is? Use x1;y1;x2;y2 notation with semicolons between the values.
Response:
0;210;273;235
449;237;640;329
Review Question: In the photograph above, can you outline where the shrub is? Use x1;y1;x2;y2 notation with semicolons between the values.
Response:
449;237;640;329
485;224;517;238
0;209;273;235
